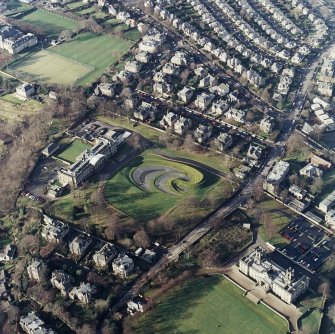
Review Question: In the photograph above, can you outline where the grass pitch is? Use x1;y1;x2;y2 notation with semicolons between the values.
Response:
7;50;91;86
133;276;287;334
48;32;134;85
104;152;222;221
56;140;91;164
19;9;79;38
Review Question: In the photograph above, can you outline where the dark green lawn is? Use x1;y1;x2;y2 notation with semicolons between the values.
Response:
132;276;288;334
18;9;79;39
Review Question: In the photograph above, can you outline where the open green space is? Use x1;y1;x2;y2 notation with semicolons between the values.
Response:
56;140;91;164
247;199;296;247
7;50;91;86
5;0;32;13
48;32;134;85
18;9;79;38
66;1;83;9
104;151;223;222
132;276;287;334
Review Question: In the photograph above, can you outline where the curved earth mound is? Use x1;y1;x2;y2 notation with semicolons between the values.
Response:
131;163;203;195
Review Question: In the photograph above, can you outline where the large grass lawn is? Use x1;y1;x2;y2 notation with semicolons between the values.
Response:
7;50;92;86
132;276;287;334
18;9;79;38
48;32;134;85
56;140;91;163
104;151;223;221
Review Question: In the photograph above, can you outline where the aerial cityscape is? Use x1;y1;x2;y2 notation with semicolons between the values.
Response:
0;0;335;333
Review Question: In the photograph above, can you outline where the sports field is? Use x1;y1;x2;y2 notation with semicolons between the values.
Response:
19;9;79;38
48;32;134;85
133;276;287;334
7;50;91;86
104;152;222;221
56;140;91;164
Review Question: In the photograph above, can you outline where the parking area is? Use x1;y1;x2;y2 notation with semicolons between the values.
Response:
280;218;335;272
70;119;119;142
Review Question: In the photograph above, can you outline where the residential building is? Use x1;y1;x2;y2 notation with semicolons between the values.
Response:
20;312;56;334
194;92;215;110
211;100;229;116
42;142;59;157
174;116;192;135
224;108;245;123
134;102;157;121
135;51;152;63
0;24;37;54
177;86;193;103
247;144;262;161
69;282;96;304
289;185;307;200
69;235;92;257
160;112;178;129
260;116;274;134
94;83;116;97
112;254;134;278
319;190;335;213
125;61;141;73
153;81;172;95
50;270;72;296
127;296;146;314
27;260;47;282
263;160;290;194
310;154;331;169
171;51;188;66
194;124;213;143
199;75;218;88
0;244;16;262
93;243;118;268
239;247;309;304
42;215;69;243
140;249;156;263
215;132;233;151
325;209;335;228
299;163;323;178
16;83;34;100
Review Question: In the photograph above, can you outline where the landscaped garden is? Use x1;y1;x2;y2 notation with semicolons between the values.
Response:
104;151;225;222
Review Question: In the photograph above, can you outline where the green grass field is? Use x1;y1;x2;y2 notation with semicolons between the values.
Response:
247;199;296;247
133;276;287;334
56;140;91;163
104;152;222;221
19;9;79;38
48;32;134;85
7;50;91;86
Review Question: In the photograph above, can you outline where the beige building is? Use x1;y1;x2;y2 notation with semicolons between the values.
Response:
93;244;118;268
239;247;309;304
112;254;134;278
69;282;96;304
27;260;47;282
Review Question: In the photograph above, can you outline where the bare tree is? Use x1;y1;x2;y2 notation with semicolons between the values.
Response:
133;228;151;248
